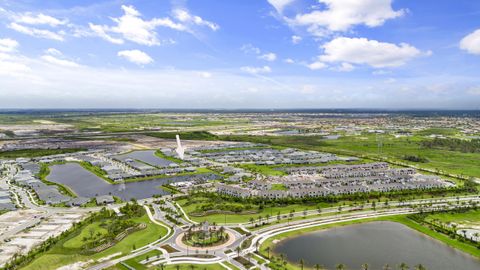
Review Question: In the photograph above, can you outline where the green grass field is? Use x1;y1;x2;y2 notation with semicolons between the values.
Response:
21;214;168;270
0;148;84;159
425;209;480;224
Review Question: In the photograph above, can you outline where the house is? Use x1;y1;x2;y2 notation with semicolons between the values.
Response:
96;195;115;205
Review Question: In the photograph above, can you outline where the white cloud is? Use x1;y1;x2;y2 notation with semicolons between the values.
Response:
45;48;62;56
259;52;277;61
0;38;19;52
14;13;66;27
173;9;219;31
89;5;186;46
88;23;124;44
241;65;271;74
307;61;327;70
89;5;217;46
241;44;261;55
118;49;154;65
460;29;480;55
8;22;64;41
284;58;295;64
291;35;302;44
41;55;80;68
288;0;404;36
334;62;355;72
319;37;422;68
267;0;295;13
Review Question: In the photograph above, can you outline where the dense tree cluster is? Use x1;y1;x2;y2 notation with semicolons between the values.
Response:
422;138;480;153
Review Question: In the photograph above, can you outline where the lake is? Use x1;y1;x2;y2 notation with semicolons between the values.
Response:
46;163;217;200
273;221;480;270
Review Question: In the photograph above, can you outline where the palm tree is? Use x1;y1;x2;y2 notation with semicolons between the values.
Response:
414;264;426;270
383;264;391;270
189;264;195;270
176;265;180;270
235;246;241;257
361;263;369;270
314;264;322;270
399;262;409;270
299;259;305;270
335;263;346;270
265;246;271;259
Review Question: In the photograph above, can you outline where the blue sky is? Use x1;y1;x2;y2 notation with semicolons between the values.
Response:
0;0;479;109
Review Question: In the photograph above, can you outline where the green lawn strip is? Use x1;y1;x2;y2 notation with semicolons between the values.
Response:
21;214;168;270
425;209;480;224
222;261;241;270
163;263;227;270
155;150;184;164
62;221;108;249
271;184;288;191
79;161;114;184
0;148;85;159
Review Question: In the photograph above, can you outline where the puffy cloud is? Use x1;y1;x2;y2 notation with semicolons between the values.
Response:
241;65;271;74
267;0;295;13
307;61;327;70
0;38;19;52
118;49;154;65
284;58;295;64
288;0;404;36
460;29;480;55
259;52;277;61
14;13;66;27
173;9;219;31
89;5;217;46
8;22;64;41
291;35;302;44
319;37;422;68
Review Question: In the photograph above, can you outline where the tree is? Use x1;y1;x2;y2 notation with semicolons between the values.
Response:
361;263;369;270
265;246;271;259
236;246;241;257
314;264;322;270
299;259;305;270
383;264;391;270
336;264;346;270
414;264;426;270
399;262;409;270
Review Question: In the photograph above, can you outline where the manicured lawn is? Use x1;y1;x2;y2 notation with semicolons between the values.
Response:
425;209;480;224
21;214;168;270
63;221;108;249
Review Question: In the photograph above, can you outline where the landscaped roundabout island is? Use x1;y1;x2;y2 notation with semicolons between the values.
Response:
176;222;237;250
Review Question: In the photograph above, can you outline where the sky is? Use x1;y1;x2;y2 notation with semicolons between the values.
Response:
0;0;479;109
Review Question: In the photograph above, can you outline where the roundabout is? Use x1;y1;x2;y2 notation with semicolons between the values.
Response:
174;222;238;251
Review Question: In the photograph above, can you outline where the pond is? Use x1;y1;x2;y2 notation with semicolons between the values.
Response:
113;150;175;168
273;221;480;270
46;163;217;200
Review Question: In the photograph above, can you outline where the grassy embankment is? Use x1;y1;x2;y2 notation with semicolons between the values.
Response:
21;213;168;270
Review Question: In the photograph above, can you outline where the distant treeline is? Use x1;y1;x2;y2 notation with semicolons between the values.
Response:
421;138;480;153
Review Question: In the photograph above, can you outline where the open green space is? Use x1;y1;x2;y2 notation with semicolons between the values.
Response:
425;209;480;225
19;204;169;270
0;148;84;159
